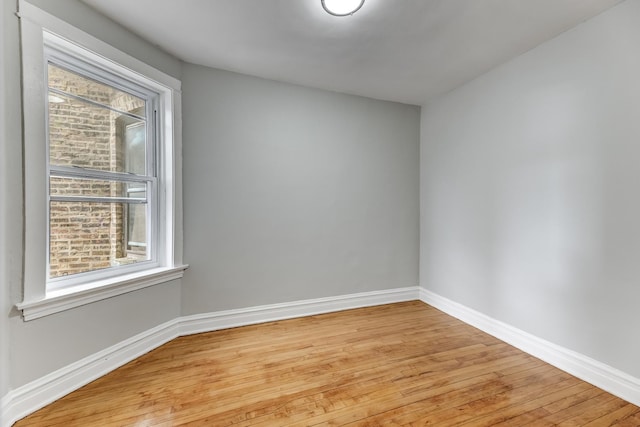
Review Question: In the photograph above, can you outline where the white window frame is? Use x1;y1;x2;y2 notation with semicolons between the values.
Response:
16;1;187;321
45;45;161;290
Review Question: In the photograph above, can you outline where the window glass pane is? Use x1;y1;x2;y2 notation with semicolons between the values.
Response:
49;201;149;279
124;121;146;175
126;202;147;254
48;81;147;175
50;177;146;201
48;63;145;114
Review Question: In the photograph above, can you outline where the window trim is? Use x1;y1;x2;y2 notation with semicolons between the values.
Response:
17;0;187;320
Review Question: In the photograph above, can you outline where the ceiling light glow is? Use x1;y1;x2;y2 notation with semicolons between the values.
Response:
321;0;365;16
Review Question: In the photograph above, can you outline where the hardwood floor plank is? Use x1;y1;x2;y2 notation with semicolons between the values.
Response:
381;374;591;425
14;301;638;426
611;411;640;427
582;404;640;427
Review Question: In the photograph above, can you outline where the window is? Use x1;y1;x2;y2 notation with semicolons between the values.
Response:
17;2;186;320
46;58;157;287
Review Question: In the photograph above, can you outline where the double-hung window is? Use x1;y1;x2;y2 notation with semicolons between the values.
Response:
18;2;186;320
46;52;158;288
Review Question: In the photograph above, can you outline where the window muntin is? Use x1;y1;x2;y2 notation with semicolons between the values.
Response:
46;54;158;286
49;177;148;199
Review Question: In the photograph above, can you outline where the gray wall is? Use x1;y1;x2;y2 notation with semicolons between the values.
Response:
1;0;14;408
181;64;420;315
420;0;640;378
4;0;184;390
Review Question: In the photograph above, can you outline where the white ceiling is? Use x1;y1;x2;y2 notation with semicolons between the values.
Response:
82;0;622;105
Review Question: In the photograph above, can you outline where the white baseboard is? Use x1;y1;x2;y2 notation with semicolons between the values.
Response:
3;286;419;426
180;287;420;336
419;287;640;407
2;319;181;427
1;394;11;427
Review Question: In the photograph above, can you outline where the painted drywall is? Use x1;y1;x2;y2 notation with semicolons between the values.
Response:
181;64;420;315
420;0;640;378
1;0;13;414
5;1;184;390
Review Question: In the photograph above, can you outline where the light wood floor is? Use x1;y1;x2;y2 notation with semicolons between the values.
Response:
16;301;640;426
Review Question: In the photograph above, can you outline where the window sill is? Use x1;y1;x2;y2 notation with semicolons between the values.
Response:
16;265;189;321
